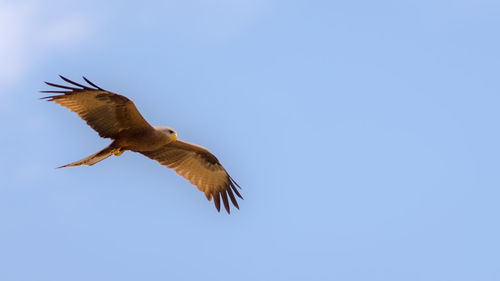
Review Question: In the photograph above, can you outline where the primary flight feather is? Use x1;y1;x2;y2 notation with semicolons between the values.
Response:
42;76;242;214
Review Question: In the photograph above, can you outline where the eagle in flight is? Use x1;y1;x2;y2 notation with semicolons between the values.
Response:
42;76;242;214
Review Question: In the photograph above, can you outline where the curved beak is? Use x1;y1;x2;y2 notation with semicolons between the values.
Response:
172;133;178;141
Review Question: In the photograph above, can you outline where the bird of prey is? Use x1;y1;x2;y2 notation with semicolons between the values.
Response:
41;76;242;213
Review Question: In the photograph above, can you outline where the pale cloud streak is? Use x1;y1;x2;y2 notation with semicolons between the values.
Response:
0;1;96;86
0;2;33;84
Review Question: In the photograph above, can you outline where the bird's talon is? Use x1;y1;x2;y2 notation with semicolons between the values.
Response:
111;148;124;156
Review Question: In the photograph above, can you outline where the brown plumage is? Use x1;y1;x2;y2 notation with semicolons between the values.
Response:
42;76;243;214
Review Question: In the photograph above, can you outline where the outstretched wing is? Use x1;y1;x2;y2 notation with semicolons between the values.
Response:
41;75;153;139
141;140;243;214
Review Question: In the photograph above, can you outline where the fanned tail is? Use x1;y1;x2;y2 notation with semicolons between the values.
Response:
57;145;114;168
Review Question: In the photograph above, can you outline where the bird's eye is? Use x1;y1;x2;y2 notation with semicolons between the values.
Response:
168;130;174;134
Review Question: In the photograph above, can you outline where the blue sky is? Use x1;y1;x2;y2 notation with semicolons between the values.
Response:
1;0;499;280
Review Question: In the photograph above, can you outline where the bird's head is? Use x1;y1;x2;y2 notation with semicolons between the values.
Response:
155;126;178;141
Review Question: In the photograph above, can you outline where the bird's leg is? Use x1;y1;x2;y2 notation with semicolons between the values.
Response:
115;149;124;156
110;147;124;156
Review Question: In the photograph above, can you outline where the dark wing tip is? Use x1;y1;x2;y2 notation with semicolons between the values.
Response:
39;96;54;101
58;75;91;89
229;176;242;189
44;81;78;90
213;192;221;212
39;94;67;101
41;76;107;96
82;76;105;90
221;191;230;214
227;187;240;210
230;182;243;200
39;90;70;94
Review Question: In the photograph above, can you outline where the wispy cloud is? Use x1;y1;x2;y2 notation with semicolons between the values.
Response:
0;2;33;84
0;1;96;86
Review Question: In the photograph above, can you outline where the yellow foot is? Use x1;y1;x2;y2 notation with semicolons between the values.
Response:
111;147;124;156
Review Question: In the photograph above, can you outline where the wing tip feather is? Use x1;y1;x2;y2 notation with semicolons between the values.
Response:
41;75;104;95
227;188;240;210
58;75;92;90
82;76;105;90
213;192;221;212
220;191;230;214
